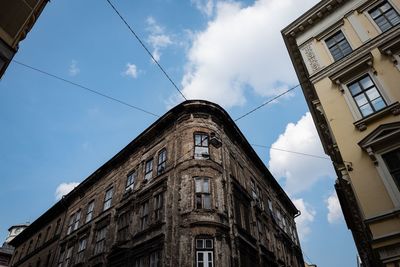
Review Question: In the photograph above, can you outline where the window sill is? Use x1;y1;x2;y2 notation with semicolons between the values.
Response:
354;102;400;131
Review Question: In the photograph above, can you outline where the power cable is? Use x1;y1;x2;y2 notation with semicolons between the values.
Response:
234;83;303;122
12;60;336;163
251;143;330;160
12;60;160;118
105;0;187;101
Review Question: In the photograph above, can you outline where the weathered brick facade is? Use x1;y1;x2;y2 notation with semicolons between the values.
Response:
9;100;304;267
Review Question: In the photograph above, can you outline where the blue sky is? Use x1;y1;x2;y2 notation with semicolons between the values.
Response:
0;0;357;266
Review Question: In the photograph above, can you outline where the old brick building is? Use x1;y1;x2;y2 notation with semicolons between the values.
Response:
9;100;304;267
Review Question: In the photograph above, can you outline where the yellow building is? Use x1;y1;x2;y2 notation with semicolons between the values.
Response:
0;0;49;78
282;0;400;266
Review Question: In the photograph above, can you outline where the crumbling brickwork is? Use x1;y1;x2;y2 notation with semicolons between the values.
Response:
10;100;304;267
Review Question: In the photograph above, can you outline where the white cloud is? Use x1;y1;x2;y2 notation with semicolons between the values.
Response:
292;198;316;240
177;0;319;108
268;112;334;195
326;191;344;224
191;0;215;17
68;60;80;76
55;182;79;200
124;63;138;79
146;17;173;62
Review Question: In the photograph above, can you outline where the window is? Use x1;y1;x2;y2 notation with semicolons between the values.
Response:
54;219;61;236
67;214;74;235
77;237;87;263
135;256;146;267
268;198;273;212
35;233;42;249
67;211;81;235
27;240;33;254
74;210;81;231
154;193;164;221
44;226;51;242
195;177;211;209
94;226;107;255
64;246;73;267
126;171;136;191
382;148;400;190
257;219;265;246
250;180;258;200
325;31;352;61
103;188;113;211
234;196;251;232
140;201;149;230
194;133;209;159
150;251;161;267
347;74;386;117
196;238;213;267
117;212;130;242
369;1;400;32
157;149;167;175
86;201;95;223
57;249;65;267
145;158;153;181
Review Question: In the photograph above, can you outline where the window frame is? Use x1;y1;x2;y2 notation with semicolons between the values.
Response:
145;158;154;181
103;187;113;211
149;250;161;267
94;226;108;255
194;132;210;159
85;200;95;223
346;73;387;118
117;211;130;242
375;145;400;205
195;237;214;267
324;30;353;61
126;171;136;191
157;149;167;175
76;236;87;263
341;71;391;120
194;177;212;210
140;201;149;230
154;193;164;222
64;246;73;267
368;0;400;32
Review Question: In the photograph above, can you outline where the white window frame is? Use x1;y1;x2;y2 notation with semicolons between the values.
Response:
340;71;391;121
196;238;214;267
366;0;400;33
375;144;400;207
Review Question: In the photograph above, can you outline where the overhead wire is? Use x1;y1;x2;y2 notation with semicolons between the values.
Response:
251;143;331;160
234;83;304;122
12;60;160;118
105;0;187;101
12;60;336;166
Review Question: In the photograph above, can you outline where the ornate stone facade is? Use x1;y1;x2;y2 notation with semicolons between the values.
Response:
9;100;304;267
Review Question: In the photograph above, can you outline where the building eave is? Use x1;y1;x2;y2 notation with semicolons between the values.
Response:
282;0;350;38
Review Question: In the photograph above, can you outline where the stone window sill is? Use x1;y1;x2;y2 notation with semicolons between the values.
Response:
354;102;400;131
